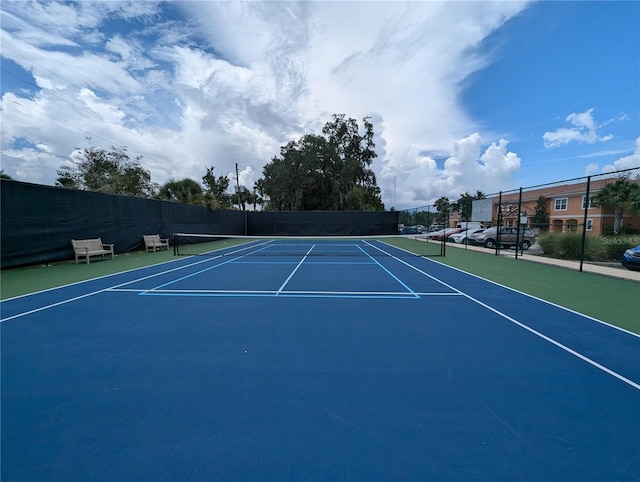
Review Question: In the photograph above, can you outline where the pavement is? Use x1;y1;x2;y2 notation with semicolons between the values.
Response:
421;238;640;283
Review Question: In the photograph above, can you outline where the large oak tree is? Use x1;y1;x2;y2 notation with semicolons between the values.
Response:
259;114;384;211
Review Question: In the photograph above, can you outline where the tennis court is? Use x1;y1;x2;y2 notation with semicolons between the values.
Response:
2;237;639;481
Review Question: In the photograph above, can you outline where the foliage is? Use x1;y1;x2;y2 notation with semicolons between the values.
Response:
202;166;231;208
230;186;253;211
56;144;156;197
455;191;486;221
537;232;622;261
628;177;640;214
259;114;384;211
158;178;204;204
398;208;435;227
433;196;450;222
593;176;640;235
530;195;549;230
0;170;12;180
602;236;638;260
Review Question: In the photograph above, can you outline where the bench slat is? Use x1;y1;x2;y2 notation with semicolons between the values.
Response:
143;234;169;252
72;238;114;264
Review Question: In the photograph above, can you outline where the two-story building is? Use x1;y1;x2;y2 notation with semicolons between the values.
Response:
449;178;640;236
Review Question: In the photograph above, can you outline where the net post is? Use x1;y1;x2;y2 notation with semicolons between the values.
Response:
173;234;177;256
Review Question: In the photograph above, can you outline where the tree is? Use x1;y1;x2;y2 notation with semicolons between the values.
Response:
456;191;486;222
158;178;204;204
0;170;13;180
56;144;156;197
593;177;640;234
259;114;384;211
433;196;450;223
628;175;640;215
252;180;266;210
530;195;550;231
202;166;231;208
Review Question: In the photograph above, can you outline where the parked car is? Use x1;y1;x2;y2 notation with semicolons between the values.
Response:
427;227;462;241
470;226;536;249
455;222;486;230
428;224;445;232
621;245;640;271
448;228;485;244
400;226;423;235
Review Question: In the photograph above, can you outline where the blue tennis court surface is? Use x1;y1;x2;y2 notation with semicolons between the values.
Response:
2;239;639;481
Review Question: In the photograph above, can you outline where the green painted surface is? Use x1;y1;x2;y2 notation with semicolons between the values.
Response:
386;238;639;334
2;237;638;334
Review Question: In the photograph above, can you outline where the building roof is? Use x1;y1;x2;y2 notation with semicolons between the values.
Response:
493;178;639;204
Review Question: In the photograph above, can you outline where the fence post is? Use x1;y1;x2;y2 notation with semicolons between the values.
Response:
496;191;503;255
442;208;448;257
516;187;523;260
579;175;591;272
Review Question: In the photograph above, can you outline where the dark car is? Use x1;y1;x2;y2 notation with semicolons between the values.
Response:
400;226;422;235
621;245;640;271
470;226;536;249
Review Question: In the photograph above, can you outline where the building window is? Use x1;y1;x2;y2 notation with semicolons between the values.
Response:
554;198;568;211
582;196;597;210
586;219;593;231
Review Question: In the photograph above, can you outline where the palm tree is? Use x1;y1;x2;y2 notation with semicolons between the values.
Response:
593;177;639;234
628;178;640;215
433;196;450;224
158;178;204;205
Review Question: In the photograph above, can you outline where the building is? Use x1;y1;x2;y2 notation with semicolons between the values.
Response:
450;178;640;236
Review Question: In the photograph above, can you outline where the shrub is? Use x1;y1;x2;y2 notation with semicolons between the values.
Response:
538;233;561;257
538;233;607;261
602;236;639;260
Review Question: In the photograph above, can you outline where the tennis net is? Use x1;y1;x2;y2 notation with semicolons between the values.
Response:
172;233;445;258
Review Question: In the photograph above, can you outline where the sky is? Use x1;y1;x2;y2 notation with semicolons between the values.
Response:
1;0;639;210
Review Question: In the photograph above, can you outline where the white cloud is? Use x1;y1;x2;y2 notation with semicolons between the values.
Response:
381;133;521;208
1;0;531;209
542;108;614;148
601;137;640;173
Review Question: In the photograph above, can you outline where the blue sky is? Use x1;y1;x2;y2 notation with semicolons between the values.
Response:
1;1;638;210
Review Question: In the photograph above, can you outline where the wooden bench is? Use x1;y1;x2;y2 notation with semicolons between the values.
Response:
143;234;169;252
71;238;115;264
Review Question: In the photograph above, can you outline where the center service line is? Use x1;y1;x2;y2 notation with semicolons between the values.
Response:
276;245;315;295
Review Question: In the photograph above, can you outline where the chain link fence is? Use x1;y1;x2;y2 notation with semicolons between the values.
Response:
401;167;640;282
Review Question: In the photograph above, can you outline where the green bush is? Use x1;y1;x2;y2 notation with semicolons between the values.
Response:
538;233;608;261
602;236;639;260
537;233;561;257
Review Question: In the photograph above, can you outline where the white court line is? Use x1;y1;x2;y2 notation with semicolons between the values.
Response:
357;245;420;298
4;239;638;391
109;288;462;296
0;241;274;323
276;244;315;294
368;240;640;391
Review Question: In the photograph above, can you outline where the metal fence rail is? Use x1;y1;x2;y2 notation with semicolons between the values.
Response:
401;167;640;282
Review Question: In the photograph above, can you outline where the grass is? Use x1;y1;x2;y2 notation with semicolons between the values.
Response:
2;236;638;334
384;237;639;334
